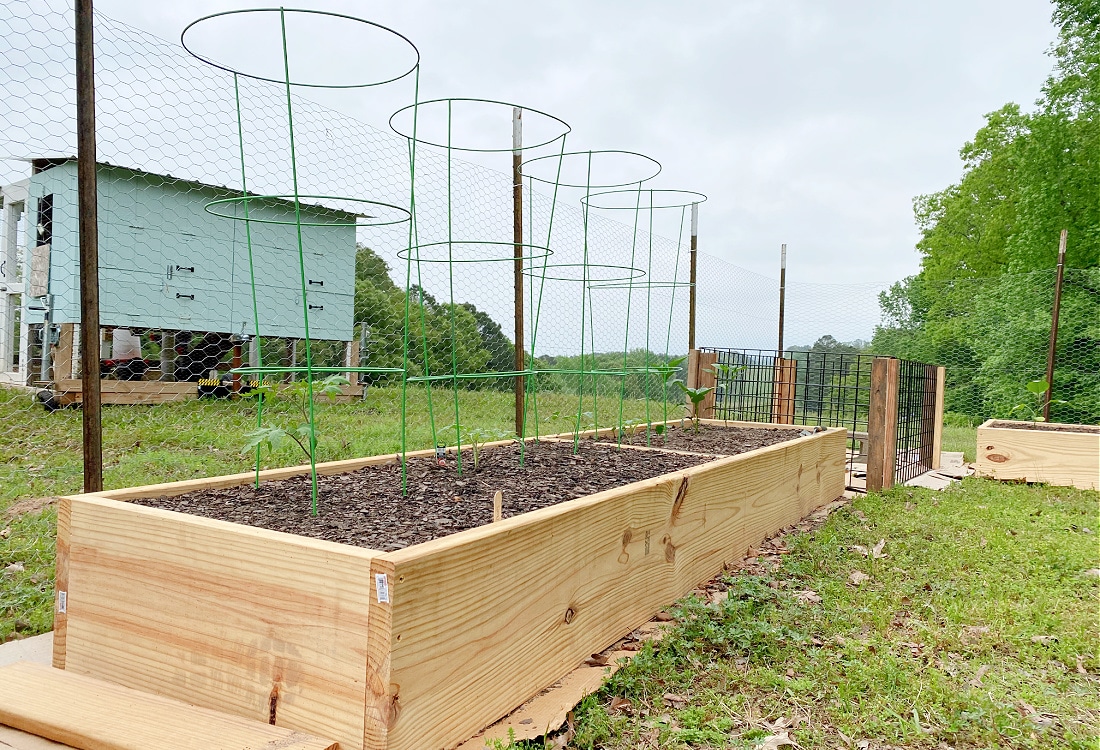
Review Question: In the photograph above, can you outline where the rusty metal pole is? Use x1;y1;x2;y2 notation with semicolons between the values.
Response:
76;0;103;492
512;107;524;436
777;243;787;354
1043;229;1067;422
687;203;698;350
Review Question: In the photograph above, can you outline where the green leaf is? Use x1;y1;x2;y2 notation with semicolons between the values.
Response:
1026;380;1050;395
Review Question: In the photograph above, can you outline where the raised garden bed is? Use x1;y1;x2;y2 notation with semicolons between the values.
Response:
975;419;1100;490
52;422;847;750
611;420;800;455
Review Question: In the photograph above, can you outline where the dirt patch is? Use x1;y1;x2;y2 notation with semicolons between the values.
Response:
987;420;1100;434
3;496;58;520
133;439;762;550
610;423;803;455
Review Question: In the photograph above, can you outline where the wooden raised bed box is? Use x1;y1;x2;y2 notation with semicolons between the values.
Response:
52;422;846;750
975;419;1100;490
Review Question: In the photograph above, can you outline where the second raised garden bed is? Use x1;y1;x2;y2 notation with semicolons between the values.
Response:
52;420;847;750
975;419;1100;490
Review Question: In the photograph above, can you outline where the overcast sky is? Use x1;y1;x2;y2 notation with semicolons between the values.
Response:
92;0;1059;288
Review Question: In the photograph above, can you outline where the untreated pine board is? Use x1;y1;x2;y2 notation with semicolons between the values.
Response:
57;496;379;750
378;429;846;750
975;420;1100;490
0;662;337;750
931;365;945;470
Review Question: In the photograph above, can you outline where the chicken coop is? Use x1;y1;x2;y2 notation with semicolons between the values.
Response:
0;157;361;404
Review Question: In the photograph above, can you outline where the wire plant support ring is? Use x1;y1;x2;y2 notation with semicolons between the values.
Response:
182;8;420;514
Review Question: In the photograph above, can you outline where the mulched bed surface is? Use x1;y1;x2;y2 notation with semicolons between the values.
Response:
987;420;1100;434
134;440;733;551
613;423;801;455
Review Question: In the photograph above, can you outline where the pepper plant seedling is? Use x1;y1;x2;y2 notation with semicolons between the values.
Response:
1011;379;1068;422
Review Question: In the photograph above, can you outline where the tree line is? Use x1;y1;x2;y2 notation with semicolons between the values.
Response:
870;0;1099;423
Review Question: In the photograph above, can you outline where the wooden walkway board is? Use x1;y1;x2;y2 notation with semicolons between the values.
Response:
0;662;337;750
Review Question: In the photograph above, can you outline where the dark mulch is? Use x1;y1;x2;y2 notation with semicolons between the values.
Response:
987;420;1100;434
611;422;802;455
133;440;727;551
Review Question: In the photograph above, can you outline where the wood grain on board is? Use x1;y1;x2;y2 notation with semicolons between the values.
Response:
0;662;336;750
975;420;1099;490
58;496;379;750
379;429;846;750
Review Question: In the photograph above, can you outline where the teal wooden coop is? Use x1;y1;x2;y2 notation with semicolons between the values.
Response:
4;158;360;401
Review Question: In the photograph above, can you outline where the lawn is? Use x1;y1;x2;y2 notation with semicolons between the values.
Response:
540;478;1099;749
0;383;662;641
2;387;1095;750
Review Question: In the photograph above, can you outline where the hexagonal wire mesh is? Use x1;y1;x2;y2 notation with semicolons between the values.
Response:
1;1;1095;510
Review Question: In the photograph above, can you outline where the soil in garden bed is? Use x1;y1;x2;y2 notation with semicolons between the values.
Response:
987;420;1100;434
132;440;722;550
609;422;802;455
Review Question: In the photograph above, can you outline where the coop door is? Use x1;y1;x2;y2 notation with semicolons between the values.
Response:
29;193;53;298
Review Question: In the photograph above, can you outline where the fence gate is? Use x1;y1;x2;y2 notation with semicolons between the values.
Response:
696;348;944;490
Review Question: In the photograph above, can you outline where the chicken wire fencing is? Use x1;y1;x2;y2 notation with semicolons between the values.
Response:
2;1;1096;503
0;1;709;498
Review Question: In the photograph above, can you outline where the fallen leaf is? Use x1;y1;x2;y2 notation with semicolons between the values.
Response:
968;664;991;687
584;653;611;667
0;526;9;539
662;693;689;708
871;539;888;559
851;544;870;557
608;696;632;715
836;729;855;747
1077;655;1088;675
1081;569;1100;578
4;562;24;573
796;590;822;604
785;668;796;678
1030;635;1058;645
849;570;870;585
710;590;729;606
653;611;674;622
759;730;797;749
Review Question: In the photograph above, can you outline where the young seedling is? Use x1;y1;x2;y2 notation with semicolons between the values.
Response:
242;375;349;462
441;424;516;472
675;380;713;434
1011;379;1068;422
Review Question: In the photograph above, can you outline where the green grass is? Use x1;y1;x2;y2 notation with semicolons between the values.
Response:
533;479;1099;749
941;422;978;462
0;383;664;641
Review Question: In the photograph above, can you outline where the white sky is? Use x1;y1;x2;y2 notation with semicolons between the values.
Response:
94;0;1059;288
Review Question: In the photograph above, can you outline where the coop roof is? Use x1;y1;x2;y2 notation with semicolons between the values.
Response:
15;156;365;222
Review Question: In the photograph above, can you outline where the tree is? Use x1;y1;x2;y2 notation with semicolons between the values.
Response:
872;0;1100;422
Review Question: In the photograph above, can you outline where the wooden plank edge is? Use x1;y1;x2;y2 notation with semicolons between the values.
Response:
63;494;385;559
51;499;70;671
0;663;338;750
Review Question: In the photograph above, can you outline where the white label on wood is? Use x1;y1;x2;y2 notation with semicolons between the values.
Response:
375;573;390;603
57;590;66;613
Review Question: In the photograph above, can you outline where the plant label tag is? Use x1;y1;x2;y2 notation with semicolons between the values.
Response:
375;573;390;603
57;590;67;614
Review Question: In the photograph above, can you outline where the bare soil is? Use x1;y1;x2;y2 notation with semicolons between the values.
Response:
611;423;803;455
987;420;1100;434
132;438;768;551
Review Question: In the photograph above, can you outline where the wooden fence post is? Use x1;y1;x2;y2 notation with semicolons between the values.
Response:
931;365;945;469
771;357;796;425
882;359;900;489
867;357;900;492
697;351;717;418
